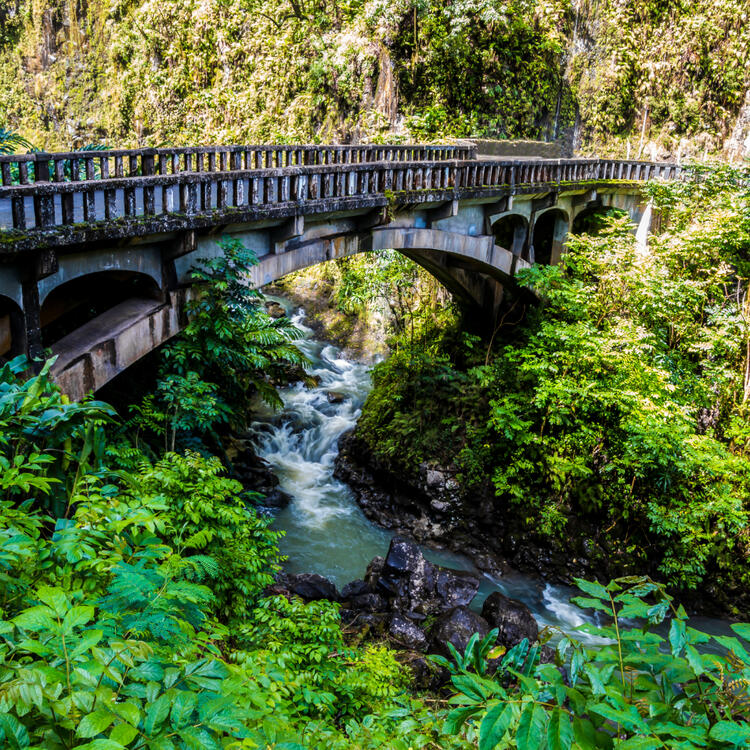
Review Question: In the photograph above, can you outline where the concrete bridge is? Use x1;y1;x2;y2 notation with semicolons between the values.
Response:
0;144;680;400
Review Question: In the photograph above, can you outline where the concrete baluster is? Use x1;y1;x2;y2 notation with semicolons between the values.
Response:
251;176;263;205
218;176;228;209
306;173;318;199
32;154;55;228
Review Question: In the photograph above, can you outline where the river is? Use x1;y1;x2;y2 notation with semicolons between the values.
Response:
247;299;733;643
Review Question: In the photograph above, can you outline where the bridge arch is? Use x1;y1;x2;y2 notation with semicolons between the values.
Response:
572;203;627;235
40;270;162;349
531;207;570;265
490;213;528;256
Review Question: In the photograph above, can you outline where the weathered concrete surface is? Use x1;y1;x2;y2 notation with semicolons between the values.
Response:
50;289;190;400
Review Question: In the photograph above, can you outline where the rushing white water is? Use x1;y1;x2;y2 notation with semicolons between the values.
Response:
247;299;734;640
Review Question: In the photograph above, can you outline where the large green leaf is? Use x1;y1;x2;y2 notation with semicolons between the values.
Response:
709;722;750;747
170;691;198;730
77;710;115;739
516;703;547;750
144;694;171;735
547;708;573;750
0;714;30;749
479;701;514;750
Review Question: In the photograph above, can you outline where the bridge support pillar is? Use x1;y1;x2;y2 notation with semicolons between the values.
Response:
20;249;58;366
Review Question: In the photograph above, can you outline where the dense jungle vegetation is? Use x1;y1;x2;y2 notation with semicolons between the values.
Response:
353;164;750;617
0;174;749;748
0;0;749;157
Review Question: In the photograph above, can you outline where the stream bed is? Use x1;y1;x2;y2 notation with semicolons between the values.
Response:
247;299;733;642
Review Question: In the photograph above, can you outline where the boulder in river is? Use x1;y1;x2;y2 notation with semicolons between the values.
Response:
481;591;539;648
431;606;490;657
284;573;339;601
341;579;371;599
326;391;347;404
379;536;480;618
265;301;286;318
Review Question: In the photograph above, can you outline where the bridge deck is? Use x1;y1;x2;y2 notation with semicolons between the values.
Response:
0;145;680;400
0;152;679;254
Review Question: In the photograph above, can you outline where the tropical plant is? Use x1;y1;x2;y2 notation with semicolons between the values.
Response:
0;126;30;155
442;576;750;750
162;234;307;417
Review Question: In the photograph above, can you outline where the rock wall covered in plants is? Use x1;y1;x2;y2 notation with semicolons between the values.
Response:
1;0;748;159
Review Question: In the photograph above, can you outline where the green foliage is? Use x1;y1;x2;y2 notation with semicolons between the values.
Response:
356;166;750;607
163;235;306;418
388;0;574;140
0;126;30;155
0;356;114;517
442;576;750;749
0;355;470;748
134;450;283;623
571;0;750;155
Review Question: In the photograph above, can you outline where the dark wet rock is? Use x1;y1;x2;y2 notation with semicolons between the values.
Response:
389;614;428;651
379;536;480;618
435;567;481;610
409;654;449;691
383;536;425;577
364;556;385;588
350;593;388;612
431;606;490;657
265;301;286;318
326;391;347;403
285;573;339;601
231;444;292;509
481;591;538;648
260;487;293;509
341;579;371;599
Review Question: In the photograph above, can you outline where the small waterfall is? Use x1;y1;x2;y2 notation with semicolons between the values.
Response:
636;201;653;254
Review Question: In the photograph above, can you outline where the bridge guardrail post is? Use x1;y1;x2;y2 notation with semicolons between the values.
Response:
32;153;55;228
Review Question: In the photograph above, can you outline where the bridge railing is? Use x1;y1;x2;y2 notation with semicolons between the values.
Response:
0;144;477;187
0;158;680;234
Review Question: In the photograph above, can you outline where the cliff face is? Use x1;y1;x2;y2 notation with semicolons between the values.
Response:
0;0;748;160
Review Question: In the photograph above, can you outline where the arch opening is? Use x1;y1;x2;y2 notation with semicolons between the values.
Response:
492;214;527;256
572;205;627;235
531;209;569;266
40;271;162;348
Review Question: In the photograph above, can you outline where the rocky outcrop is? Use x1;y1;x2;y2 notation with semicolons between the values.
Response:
278;536;544;686
377;536;480;619
335;428;614;585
